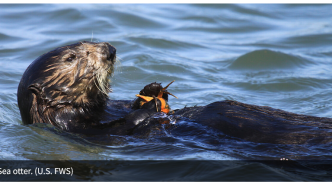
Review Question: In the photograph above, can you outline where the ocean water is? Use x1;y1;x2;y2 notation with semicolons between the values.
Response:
1;4;332;181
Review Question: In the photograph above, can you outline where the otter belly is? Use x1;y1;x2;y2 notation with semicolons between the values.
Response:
173;100;332;144
118;100;332;145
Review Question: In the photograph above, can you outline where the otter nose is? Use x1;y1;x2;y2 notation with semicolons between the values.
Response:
92;42;116;62
107;44;116;61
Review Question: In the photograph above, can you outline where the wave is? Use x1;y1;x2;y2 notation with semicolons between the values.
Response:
229;49;312;70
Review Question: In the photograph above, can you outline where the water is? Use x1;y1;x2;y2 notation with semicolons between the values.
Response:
1;4;332;181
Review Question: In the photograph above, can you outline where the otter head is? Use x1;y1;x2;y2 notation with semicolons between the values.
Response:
17;41;117;131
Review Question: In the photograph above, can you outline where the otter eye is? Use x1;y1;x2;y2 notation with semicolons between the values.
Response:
66;54;76;62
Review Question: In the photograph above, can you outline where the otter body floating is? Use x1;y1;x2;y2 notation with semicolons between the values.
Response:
17;41;332;144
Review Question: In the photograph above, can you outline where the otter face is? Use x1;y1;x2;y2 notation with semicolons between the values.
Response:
17;41;117;127
40;41;117;106
37;42;116;105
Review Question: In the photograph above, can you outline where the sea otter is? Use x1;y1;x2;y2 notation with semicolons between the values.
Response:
17;41;332;144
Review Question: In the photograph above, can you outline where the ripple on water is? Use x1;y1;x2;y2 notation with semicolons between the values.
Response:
127;35;205;51
228;49;313;70
0;32;23;43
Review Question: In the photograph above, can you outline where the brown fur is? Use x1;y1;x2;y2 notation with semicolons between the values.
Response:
17;41;117;132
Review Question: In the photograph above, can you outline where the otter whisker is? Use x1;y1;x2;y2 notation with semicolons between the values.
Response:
106;63;115;75
116;56;122;61
111;56;121;74
92;73;102;94
92;67;111;96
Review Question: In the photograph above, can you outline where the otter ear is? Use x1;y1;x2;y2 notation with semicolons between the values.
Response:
28;83;42;95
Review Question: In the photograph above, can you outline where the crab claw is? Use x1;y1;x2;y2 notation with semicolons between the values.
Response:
158;80;178;99
162;80;175;91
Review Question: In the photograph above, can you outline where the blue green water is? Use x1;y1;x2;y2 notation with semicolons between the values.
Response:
1;4;332;180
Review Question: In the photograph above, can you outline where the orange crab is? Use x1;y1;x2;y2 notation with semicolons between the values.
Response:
133;80;177;114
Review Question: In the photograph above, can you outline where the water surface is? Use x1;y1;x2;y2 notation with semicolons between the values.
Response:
1;4;332;181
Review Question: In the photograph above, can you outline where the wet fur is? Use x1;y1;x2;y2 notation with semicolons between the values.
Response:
18;41;332;144
18;42;117;132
